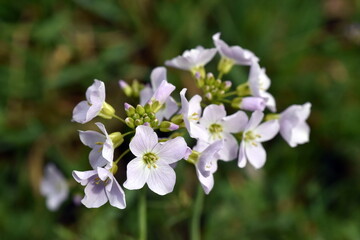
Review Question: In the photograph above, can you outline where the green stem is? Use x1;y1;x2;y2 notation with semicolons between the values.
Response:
121;131;134;138
191;185;204;240
217;71;224;80
223;91;237;98
139;190;147;240
113;114;126;124
114;149;130;164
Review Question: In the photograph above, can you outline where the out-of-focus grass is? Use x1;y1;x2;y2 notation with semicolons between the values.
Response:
1;0;360;239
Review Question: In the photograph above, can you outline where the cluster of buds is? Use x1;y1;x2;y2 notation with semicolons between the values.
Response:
40;32;311;211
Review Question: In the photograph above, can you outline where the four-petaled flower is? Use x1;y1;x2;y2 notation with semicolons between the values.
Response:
279;102;311;147
73;166;126;209
238;111;279;169
124;125;188;195
40;163;69;211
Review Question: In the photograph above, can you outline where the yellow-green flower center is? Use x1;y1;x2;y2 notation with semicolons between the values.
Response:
209;123;223;140
143;152;159;169
244;131;261;146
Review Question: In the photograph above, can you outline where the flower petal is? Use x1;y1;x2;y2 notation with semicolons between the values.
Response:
79;130;105;148
72;170;97;186
151;67;167;90
245;111;264;131
222;110;248;133
123;157;150;190
129;126;158;157
197;140;223;177
147;163;176;195
86;79;105;104
89;147;109;169
72;101;91;123
196;168;214;195
81;178;108;208
245;142;266;169
140;86;154;105
255;119;280;142
200;104;226;127
216;133;238;161
106;178;126;209
152;80;175;105
238;141;247;168
153;137;188;164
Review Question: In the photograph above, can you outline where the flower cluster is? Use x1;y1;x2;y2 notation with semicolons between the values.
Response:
62;32;312;210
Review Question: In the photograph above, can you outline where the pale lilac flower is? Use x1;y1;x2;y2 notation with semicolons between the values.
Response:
196;104;248;161
248;62;276;112
140;67;178;121
179;88;207;138
165;46;217;71
193;140;223;194
279;102;311;147
79;122;114;169
239;97;266;111
72;79;106;123
40;163;69;211
213;33;259;66
73;166;126;209
238;111;279;169
124;125;188;195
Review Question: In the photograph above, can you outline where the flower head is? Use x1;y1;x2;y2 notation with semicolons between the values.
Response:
73;166;126;209
72;80;111;123
124;125;188;195
248;62;276;112
165;46;217;73
40;163;69;211
213;33;259;66
196;104;248;161
238;111;279;169
279;102;311;147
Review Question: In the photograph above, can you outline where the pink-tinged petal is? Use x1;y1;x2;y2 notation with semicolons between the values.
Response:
79;130;105;148
216;133;238;161
123;158;150;190
72;170;97;186
140;86;154;105
260;91;276;112
238;141;247;168
197;140;223;177
200;104;226;127
245;111;264;131
72;101;91;123
106;178;126;209
153;137;188;164
129;126;158;157
152;80;175;105
151;67;167;90
245;142;266;169
86;79;105;104
255;119;280;142
196;168;214;195
222;111;248;133
81;179;108;208
240;97;266;112
147;164;176;195
89;146;108;169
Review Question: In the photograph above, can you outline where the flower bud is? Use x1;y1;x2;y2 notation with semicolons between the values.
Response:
136;105;145;115
239;97;266;111
134;119;143;126
119;80;132;97
170;114;184;125
218;57;234;74
159;121;179;132
236;83;251;96
124;103;136;116
125;117;135;128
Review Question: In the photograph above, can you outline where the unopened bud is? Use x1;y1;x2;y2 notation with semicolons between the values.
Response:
159;121;179;132
134;119;143;126
124;103;136;116
170;114;184;125
239;97;266;111
236;83;251;96
136;105;145;115
119;80;132;96
125;117;135;128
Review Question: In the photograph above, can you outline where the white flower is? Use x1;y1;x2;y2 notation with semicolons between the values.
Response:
124;126;188;195
248;62;276;112
238;111;279;169
78;122;115;169
196;104;248;161
213;33;259;66
279;102;311;147
140;67;178;121
165;46;217;71
40;163;69;211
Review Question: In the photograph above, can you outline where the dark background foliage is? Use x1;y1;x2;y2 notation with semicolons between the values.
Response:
1;0;360;239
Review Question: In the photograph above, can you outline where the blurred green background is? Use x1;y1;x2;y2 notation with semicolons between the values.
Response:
1;0;360;239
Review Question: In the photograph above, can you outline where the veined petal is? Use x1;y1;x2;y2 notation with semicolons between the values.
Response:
106;178;126;209
79;130;105;148
152;80;175;105
222;110;248;133
238;141;247;168
216;133;238;161
151;67;167;90
86;79;105;104
245;111;264;131
72;170;97;186
255;119;280;142
245;142;266;169
72;101;91;123
153;137;188;164
200;104;226;127
86;103;103;122
129;126;158;156
89;147;108;169
123;157;150;190
82;179;108;208
140;86;154;106
147;163;176;195
159;97;178;121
